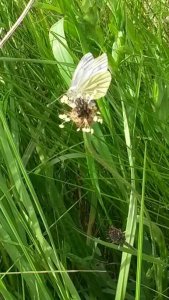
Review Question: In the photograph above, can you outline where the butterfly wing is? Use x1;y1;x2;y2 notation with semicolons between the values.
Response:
68;53;111;100
81;71;111;99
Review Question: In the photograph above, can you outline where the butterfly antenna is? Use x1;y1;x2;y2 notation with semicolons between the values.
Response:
47;95;62;108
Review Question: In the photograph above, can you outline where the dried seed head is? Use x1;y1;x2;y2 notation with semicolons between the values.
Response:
107;226;126;246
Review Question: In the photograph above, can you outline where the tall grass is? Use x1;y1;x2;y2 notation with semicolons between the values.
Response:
0;0;169;299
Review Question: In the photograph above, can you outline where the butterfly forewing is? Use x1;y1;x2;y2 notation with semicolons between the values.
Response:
89;53;108;75
70;53;94;88
75;53;109;88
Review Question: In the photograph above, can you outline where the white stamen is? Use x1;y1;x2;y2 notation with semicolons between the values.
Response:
82;127;91;133
59;124;65;128
90;128;94;134
93;116;98;122
69;102;76;108
98;118;103;124
93;115;103;124
85;128;91;132
59;114;68;120
65;117;70;122
61;95;69;104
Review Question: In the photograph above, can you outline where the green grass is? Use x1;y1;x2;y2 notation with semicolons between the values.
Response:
0;0;169;299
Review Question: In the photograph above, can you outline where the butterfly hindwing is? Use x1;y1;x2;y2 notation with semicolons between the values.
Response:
80;71;111;99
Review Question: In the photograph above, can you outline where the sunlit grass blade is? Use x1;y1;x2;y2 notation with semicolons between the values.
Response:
115;100;137;300
135;141;147;300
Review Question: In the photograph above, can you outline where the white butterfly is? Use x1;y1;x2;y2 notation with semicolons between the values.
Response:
61;52;111;105
59;53;111;133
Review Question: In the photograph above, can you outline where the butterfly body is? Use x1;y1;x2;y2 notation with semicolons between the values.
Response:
75;98;94;118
